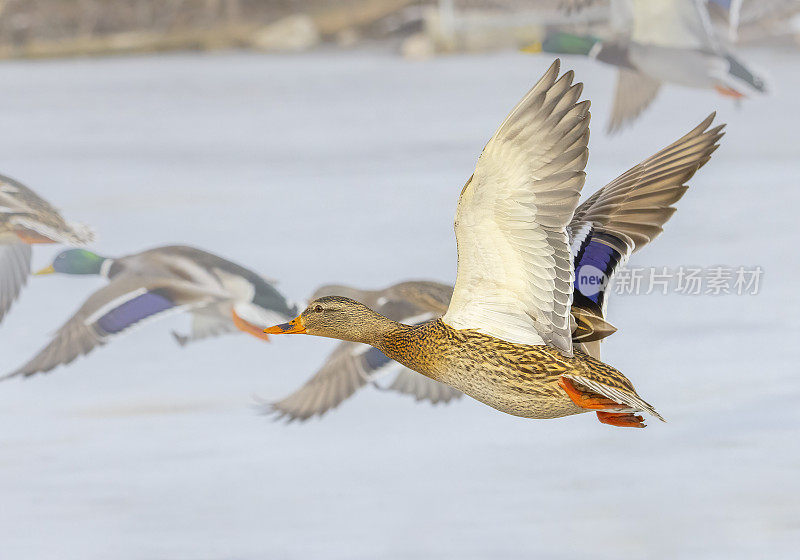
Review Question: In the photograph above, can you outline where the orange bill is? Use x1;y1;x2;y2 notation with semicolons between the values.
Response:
263;316;306;335
231;309;271;342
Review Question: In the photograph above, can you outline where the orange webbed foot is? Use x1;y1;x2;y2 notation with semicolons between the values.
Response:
596;411;646;428
714;85;745;99
14;229;57;244
559;376;626;411
231;310;271;342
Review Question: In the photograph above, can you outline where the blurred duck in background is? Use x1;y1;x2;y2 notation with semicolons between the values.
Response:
0;174;93;324
263;61;725;428
237;109;722;423
3;245;296;380
526;0;766;132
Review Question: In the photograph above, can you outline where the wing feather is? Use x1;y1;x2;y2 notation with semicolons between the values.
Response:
607;69;661;134
265;342;379;422
0;237;31;323
442;60;591;354
3;276;210;379
571;112;724;253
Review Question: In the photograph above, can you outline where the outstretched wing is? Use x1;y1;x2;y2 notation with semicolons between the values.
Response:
4;275;213;379
0;174;94;245
569;113;724;351
442;59;591;354
607;69;661;134
571;112;724;254
267;342;462;422
0;236;31;323
266;343;394;422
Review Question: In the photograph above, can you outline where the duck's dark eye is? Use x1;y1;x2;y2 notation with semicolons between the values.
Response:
314;305;323;313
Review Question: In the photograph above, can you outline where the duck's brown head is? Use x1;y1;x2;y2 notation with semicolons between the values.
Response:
264;296;391;344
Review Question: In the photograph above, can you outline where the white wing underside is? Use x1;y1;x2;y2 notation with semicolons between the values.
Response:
629;0;717;50
173;303;238;346
442;60;591;355
608;69;661;134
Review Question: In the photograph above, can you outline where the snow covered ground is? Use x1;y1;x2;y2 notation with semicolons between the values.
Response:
0;48;797;559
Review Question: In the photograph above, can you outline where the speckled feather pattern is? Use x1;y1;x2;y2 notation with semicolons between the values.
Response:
377;319;656;419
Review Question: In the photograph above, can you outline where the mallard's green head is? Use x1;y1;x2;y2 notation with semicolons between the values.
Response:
541;32;599;56
36;249;108;276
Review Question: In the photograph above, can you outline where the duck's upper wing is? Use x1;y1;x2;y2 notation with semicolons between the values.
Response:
3;275;217;379
389;281;453;316
0;235;31;323
442;60;590;354
568;113;724;352
607;69;661;134
0;175;94;245
570;112;724;254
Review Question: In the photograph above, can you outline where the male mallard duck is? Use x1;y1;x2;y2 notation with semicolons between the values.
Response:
527;0;765;132
3;245;296;379
0;174;93;323
264;60;723;428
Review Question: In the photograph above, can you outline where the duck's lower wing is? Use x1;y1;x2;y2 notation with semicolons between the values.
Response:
266;342;461;422
381;368;462;405
0;236;31;323
607;69;661;134
265;342;383;422
3;276;213;379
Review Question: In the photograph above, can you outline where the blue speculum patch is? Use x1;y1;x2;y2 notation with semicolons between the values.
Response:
96;291;174;335
573;231;624;307
362;347;391;372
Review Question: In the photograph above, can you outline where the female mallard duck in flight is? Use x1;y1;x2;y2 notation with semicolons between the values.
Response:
244;109;722;422
264;60;724;428
3;245;297;380
527;0;765;133
0;174;93;323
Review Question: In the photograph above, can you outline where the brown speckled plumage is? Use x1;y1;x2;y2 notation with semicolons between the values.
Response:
376;318;656;419
271;296;663;422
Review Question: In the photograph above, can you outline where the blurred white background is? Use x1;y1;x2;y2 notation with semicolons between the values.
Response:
0;2;798;559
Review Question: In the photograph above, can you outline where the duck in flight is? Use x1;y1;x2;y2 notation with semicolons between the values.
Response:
526;0;765;133
0;174;93;324
4;245;296;380
262;60;724;428
247;106;722;422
